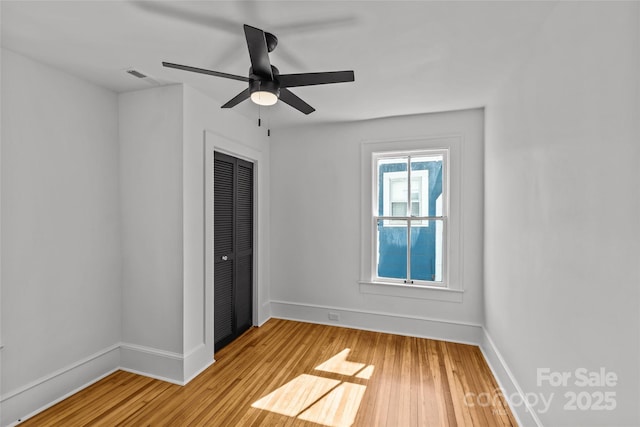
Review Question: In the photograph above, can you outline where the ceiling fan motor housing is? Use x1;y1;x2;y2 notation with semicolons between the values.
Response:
250;79;280;98
265;32;278;52
249;65;281;99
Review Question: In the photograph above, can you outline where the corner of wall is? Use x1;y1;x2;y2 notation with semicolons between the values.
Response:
479;329;541;427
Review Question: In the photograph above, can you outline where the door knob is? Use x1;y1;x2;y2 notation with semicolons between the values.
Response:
221;255;228;261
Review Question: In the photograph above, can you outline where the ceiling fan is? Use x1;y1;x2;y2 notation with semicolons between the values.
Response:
163;24;355;115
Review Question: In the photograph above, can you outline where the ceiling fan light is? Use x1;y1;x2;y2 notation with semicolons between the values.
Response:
251;90;278;106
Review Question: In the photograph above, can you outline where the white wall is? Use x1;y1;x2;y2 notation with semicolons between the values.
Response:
484;2;640;426
270;109;484;341
118;85;185;380
1;49;121;424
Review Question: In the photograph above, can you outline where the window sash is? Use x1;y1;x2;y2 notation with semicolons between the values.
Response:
373;217;447;285
372;150;448;286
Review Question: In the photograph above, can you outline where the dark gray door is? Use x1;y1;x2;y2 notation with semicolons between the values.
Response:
214;152;253;351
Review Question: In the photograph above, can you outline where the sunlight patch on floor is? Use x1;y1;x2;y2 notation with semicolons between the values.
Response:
251;348;374;426
315;348;365;376
298;382;367;427
251;374;340;417
355;364;375;380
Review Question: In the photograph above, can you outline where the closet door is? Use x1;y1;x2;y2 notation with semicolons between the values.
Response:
214;152;253;351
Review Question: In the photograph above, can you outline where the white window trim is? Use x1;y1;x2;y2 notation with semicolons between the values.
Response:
359;136;464;303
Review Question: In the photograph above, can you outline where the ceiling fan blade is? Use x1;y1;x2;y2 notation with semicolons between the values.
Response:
279;89;315;115
162;62;249;82
279;71;355;88
273;16;356;35
132;2;239;34
243;24;273;79
221;89;251;108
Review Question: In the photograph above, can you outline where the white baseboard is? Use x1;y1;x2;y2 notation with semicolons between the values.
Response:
270;300;483;346
257;300;271;326
480;328;543;427
183;343;214;385
0;345;120;427
119;342;185;385
1;341;216;427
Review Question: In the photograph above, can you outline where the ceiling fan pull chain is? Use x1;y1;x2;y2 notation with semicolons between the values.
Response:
258;104;261;127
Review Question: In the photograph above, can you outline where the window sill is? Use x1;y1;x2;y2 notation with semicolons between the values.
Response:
358;281;464;303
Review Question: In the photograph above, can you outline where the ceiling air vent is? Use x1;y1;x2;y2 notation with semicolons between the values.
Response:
126;69;147;79
124;68;163;86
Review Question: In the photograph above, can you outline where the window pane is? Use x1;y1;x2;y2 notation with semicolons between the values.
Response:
376;218;407;280
410;220;444;282
377;157;408;216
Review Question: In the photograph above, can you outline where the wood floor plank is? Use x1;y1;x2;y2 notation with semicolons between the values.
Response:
20;319;517;426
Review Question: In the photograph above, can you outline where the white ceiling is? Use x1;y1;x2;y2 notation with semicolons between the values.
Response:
1;1;557;129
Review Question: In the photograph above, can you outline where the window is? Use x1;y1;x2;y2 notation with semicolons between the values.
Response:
360;134;467;302
373;150;447;285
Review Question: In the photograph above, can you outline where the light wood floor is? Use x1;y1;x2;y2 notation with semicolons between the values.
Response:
21;319;517;426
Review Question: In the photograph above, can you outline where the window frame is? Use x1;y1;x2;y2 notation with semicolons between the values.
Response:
359;136;464;303
372;149;449;286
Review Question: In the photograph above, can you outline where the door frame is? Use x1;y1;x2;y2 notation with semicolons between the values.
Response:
204;131;262;358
